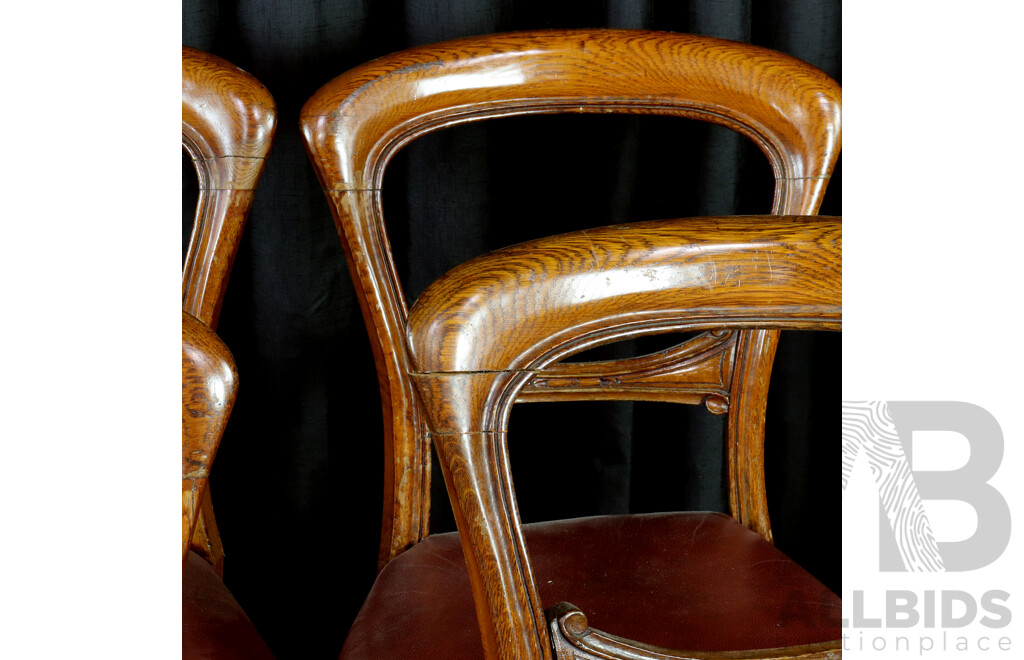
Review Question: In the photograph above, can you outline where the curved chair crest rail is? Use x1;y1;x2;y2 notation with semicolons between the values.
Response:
300;29;841;660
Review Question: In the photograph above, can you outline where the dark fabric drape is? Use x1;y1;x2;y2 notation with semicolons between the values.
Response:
183;2;840;658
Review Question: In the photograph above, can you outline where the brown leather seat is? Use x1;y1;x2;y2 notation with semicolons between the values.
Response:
341;513;840;658
183;551;275;659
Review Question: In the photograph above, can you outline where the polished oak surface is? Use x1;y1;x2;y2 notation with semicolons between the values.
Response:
407;216;841;660
300;29;841;660
183;46;276;569
301;30;841;210
409;216;840;377
183;45;277;327
300;29;841;573
181;312;238;563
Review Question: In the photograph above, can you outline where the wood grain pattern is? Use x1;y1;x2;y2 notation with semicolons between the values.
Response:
183;45;277;327
182;312;238;564
300;30;841;660
728;328;779;541
300;30;841;574
408;216;840;377
183;46;276;570
407;216;841;659
301;30;841;206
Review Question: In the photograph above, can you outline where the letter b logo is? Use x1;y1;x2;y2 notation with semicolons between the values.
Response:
842;401;1010;572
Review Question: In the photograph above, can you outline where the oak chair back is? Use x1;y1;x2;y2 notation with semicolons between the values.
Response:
183;46;276;568
299;29;841;571
182;312;238;563
406;215;841;659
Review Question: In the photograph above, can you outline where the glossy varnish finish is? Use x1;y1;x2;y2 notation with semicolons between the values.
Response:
182;313;239;563
300;30;842;573
407;216;841;660
301;30;841;660
183;46;276;569
408;217;840;376
183;46;276;327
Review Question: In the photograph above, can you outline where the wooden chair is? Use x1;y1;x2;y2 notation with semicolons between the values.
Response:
182;312;275;659
300;30;841;659
182;45;276;570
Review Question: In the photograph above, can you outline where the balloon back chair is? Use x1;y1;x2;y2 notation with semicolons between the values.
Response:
300;30;841;659
182;45;276;571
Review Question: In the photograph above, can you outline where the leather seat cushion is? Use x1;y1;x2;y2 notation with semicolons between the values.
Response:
340;512;840;658
183;550;275;659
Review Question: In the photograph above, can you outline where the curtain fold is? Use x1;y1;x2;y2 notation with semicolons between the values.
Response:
183;3;841;657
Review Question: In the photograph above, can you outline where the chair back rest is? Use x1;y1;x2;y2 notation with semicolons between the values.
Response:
182;312;238;563
183;47;275;568
409;216;841;377
183;46;276;327
299;29;841;568
405;214;841;659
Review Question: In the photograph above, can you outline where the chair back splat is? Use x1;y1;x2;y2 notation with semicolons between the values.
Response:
301;30;841;660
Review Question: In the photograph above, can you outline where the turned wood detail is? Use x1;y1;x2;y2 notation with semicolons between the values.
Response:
182;313;238;565
300;30;841;574
183;46;276;570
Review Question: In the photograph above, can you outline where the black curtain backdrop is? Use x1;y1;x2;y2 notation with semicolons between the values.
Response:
183;2;840;658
